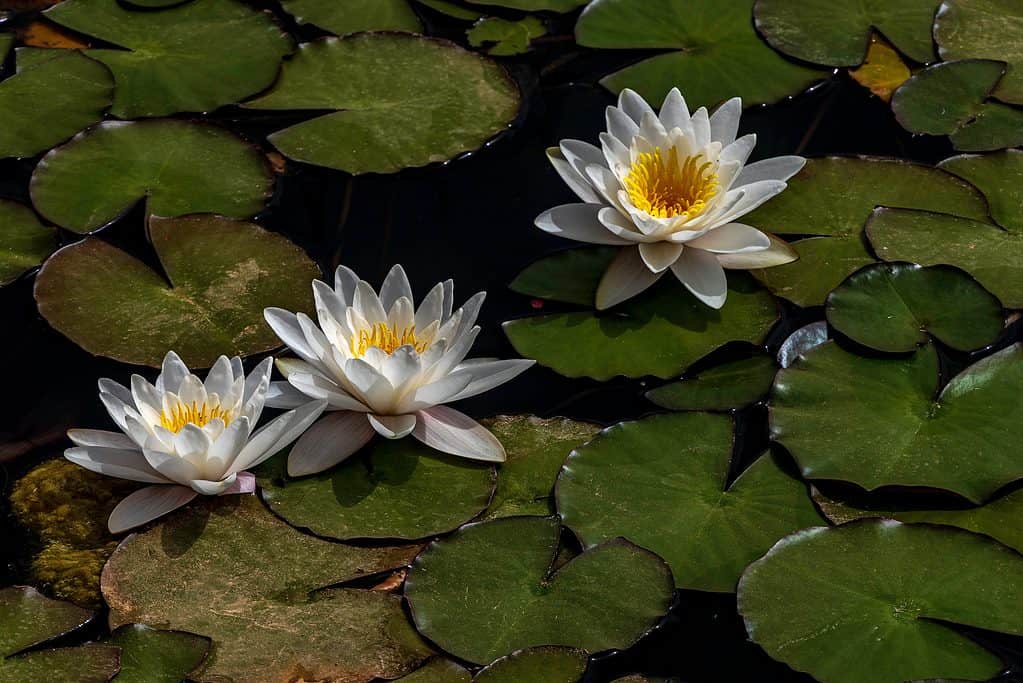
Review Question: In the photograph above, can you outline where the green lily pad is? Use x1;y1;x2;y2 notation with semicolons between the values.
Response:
939;149;1023;232
29;119;274;234
770;341;1023;503
468;16;546;56
45;0;292;118
464;0;585;11
0;200;55;286
280;0;423;36
474;647;588;682
398;658;472;683
646;354;777;411
415;0;484;21
108;625;209;683
102;495;431;683
867;207;1023;308
826;263;1003;352
753;0;939;67
0;48;112;159
0;34;12;61
405;516;674;664
743;157;990;306
891;59;1023;151
246;33;520;174
934;0;1023;105
0;586;121;683
778;322;829;368
737;521;1023;683
557;413;823;592
257;438;496;541
34;214;318;368
123;0;189;7
576;0;825;106
503;272;778;381
509;247;616;307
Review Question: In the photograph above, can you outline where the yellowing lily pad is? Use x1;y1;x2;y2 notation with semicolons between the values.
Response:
108;625;209;683
934;0;1023;105
0;200;55;286
849;35;912;101
280;0;422;36
474;647;588;682
939;149;1023;232
34;214;318;368
246;33;520;174
646;353;777;411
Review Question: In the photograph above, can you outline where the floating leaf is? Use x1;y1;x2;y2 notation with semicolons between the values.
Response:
646;354;777;411
753;0;939;67
34;214;318;367
45;0;292;118
464;0;585;10
397;658;472;682
744;157;990;306
826;263;1003;352
939;150;1023;232
777;321;829;368
405;516;673;664
738;521;1023;683
557;413;823;592
123;0;187;7
102;495;430;683
108;625;209;683
509;247;616;307
30;120;274;234
280;0;422;36
770;341;1023;503
16;19;89;49
0;34;11;60
415;0;484;20
468;16;546;56
0;200;55;286
934;0;1023;105
575;0;825;106
474;647;588;682
849;35;912;102
246;34;520;174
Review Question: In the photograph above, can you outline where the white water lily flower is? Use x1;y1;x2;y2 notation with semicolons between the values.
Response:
65;351;326;533
537;87;802;309
263;264;535;476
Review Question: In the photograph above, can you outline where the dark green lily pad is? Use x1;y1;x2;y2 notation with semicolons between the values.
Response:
778;322;829;368
416;0;484;20
474;647;588;682
123;0;189;7
867;207;1023;308
576;0;825;106
509;247;616;307
465;0;585;11
257;438;496;541
0;48;112;159
939;150;1023;232
744;157;990;306
891;59;1023;151
398;658;472;683
405;516;674;664
0;34;12;61
0;586;120;683
29;119;274;234
0;200;55;286
934;0;1023;105
753;0;939;67
468;16;546;56
102;495;431;683
646;354;777;411
503;272;778;381
826;263;1003;352
280;0;422;36
738;521;1023;683
34;214;318;368
770;341;1023;503
246;33;520;174
108;625;209;683
45;0;292;118
557;413;823;592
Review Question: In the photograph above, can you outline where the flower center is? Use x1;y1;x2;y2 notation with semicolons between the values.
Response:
159;401;232;433
624;147;719;220
351;322;428;357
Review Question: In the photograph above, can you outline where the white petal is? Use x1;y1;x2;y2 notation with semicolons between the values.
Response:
690;107;711;148
205;416;251;478
561;139;608;180
343;359;394;411
189;476;234;496
130;375;163;426
264;308;326;370
671;247;728;309
718;134;757;169
68;429;136;450
406;372;473;412
354;280;387;323
638;111;669;148
599;132;630;173
313;279;351;342
240;357;273;423
424;326;480;381
368;413;417;439
595;246;665;310
535;204;629;245
735;156;806;185
286;411;374;477
688;223;770;253
156;351;189;394
172;424;211;465
716;233;798;269
659;88;691;133
333;265;359;305
108;485;197;533
606;105;639;146
65;446;169;484
98;378;133;406
453;291;485;339
228;399;327;474
415;282;445;330
379;264;413;311
380;346;422;391
203;356;234;399
441;279;455;322
289;372;367;411
412;406;505;462
446;359;535;402
264;380;313;409
638;241;684;273
598;207;648;242
619;88;657;125
713;179;788;225
709;97;742;146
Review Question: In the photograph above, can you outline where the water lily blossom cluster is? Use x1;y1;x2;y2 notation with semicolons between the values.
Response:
264;264;534;476
65;352;326;532
538;87;802;309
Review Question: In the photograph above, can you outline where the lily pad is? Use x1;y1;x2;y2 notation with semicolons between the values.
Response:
778;321;830;368
826;263;1003;352
0;48;112;159
509;247;616;307
753;0;939;67
503;272;778;381
849;36;912;102
646;354;777;411
108;625;209;683
474;647;588;682
30;119;274;234
280;0;423;36
0;586;120;683
867;207;1023;308
468;16;546;56
575;0;825;106
464;0;585;10
34;214;318;368
891;59;1023;151
939;149;1023;232
770;341;1023;503
45;0;292;118
102;495;431;683
246;33;520;174
934;0;1023;105
398;658;472;682
0;34;12;61
405;516;674;664
557;413;823;592
738;521;1023;683
416;0;484;21
0;200;55;286
743;157;990;306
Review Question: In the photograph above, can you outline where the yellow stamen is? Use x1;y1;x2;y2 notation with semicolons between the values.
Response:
159;401;232;433
624;147;719;220
350;322;429;357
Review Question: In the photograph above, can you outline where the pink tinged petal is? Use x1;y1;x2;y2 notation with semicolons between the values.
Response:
379;264;413;311
535;204;629;245
286;411;374;477
638;241;685;273
264;308;325;369
368;413;417;439
606;105;639;146
334;265;359;305
671;247;728;309
716;233;798;269
65;446;170;484
595;246;665;310
156;351;190;394
446;359;535;402
289;372;367;411
229;399;327;474
415;282;445;330
108;485;197;534
659;87;691;132
265;380;313;409
203;356;234;399
709;97;742;146
190;475;235;496
688;223;771;253
735;156;806;185
221;471;255;495
412;406;506;462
